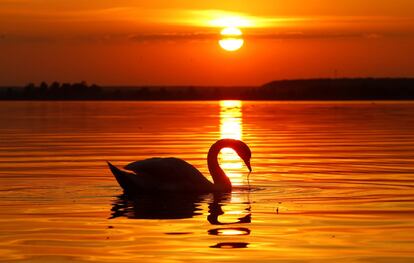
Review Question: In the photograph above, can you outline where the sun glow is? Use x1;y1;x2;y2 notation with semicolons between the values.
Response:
210;16;252;28
219;27;244;52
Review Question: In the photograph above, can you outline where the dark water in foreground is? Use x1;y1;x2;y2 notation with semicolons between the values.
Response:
0;101;413;262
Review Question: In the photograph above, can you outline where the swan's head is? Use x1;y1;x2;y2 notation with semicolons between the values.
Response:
231;139;252;172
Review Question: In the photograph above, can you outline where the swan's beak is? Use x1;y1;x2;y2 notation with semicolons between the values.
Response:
245;160;252;172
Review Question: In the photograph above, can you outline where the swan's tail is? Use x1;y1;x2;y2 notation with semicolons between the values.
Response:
107;161;122;176
107;161;137;194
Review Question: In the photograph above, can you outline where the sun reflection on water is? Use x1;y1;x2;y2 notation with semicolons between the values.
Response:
219;100;244;186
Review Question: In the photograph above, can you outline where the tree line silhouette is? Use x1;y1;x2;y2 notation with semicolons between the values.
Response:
1;78;414;100
261;78;414;100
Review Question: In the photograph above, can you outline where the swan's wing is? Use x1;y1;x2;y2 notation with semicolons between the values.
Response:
124;157;212;185
124;158;164;176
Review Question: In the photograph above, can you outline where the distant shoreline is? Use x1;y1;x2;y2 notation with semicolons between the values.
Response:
1;78;414;101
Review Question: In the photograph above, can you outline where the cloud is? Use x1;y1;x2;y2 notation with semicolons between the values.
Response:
1;5;413;44
127;31;408;43
128;32;217;42
1;28;411;45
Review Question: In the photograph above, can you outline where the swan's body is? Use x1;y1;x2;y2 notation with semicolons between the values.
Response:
107;139;252;194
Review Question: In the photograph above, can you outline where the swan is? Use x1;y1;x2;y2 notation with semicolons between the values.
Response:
107;139;252;194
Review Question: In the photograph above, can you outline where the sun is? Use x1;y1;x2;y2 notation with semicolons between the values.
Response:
219;27;244;52
219;39;244;52
221;27;242;36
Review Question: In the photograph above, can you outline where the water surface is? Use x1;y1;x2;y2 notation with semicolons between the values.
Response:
0;101;413;262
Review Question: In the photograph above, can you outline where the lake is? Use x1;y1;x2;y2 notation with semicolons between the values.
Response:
0;101;413;262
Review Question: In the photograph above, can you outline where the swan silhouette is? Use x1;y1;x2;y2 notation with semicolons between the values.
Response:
107;139;252;194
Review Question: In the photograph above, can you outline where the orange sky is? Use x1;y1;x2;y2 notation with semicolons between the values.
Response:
1;0;414;86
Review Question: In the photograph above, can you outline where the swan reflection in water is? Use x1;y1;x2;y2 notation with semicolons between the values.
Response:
110;192;252;249
207;193;251;249
109;193;250;222
109;193;207;220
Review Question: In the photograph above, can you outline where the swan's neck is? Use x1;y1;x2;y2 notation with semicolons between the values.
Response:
207;140;233;192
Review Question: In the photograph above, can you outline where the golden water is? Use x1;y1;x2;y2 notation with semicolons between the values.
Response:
0;101;413;262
